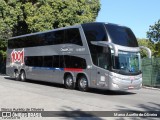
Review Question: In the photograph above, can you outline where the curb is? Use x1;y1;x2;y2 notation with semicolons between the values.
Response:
142;86;160;90
0;74;6;76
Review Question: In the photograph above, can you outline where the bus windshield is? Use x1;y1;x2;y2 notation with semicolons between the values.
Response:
112;51;141;75
105;24;138;47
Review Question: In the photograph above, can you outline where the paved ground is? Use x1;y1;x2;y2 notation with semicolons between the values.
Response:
0;75;159;120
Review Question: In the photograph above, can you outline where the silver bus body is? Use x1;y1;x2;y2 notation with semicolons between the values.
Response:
6;22;151;91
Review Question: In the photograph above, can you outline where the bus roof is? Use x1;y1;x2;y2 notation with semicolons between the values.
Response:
9;22;127;40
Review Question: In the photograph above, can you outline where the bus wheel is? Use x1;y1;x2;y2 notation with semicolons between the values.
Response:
14;71;20;81
78;76;89;92
64;75;75;89
20;71;26;82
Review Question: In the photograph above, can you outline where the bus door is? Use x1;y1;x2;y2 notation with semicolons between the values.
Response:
96;54;110;88
96;68;108;88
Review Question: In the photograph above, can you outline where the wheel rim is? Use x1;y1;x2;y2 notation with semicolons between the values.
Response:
80;78;87;89
15;72;19;78
21;72;24;80
66;77;73;87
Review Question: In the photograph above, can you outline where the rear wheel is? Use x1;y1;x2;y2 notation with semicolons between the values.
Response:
14;71;20;81
78;76;89;92
20;71;26;82
64;75;75;89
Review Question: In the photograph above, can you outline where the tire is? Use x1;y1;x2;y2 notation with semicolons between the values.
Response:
20;71;26;82
78;76;89;92
14;71;20;81
64;75;75;89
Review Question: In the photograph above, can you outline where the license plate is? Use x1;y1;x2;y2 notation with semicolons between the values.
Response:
128;86;134;89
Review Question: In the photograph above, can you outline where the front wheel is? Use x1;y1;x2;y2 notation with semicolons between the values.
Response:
14;71;20;81
64;75;75;89
20;71;27;82
78;76;89;92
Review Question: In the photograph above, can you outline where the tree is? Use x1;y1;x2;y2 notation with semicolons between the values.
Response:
147;19;160;57
154;42;160;57
138;38;155;58
0;0;101;36
147;19;160;42
0;0;100;73
0;39;7;74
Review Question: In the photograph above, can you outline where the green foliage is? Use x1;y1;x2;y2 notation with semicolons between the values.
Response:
147;19;160;57
154;42;160;57
0;39;7;74
0;0;100;73
147;19;160;42
0;0;101;36
138;38;156;58
0;39;7;60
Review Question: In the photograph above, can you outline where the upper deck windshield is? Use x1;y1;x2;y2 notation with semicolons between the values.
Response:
112;51;141;75
82;23;141;75
105;24;138;47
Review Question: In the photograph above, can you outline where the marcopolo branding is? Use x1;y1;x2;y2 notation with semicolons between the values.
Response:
11;49;24;64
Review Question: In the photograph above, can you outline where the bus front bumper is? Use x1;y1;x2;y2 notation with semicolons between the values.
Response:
108;73;142;91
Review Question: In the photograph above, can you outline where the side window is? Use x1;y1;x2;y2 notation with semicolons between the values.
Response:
64;56;71;68
18;38;24;48
9;38;24;48
70;56;87;69
26;36;37;47
53;30;64;44
65;28;83;46
82;23;109;69
64;55;87;69
53;56;60;68
43;56;52;67
34;56;43;67
25;57;34;66
45;32;54;45
82;23;107;43
36;34;45;46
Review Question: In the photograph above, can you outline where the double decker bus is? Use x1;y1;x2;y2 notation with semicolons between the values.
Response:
6;22;151;91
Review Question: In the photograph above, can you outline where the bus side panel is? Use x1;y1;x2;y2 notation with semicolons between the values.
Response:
6;49;15;78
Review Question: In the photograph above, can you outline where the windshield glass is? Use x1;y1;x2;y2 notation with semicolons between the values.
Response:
112;51;141;75
105;24;138;47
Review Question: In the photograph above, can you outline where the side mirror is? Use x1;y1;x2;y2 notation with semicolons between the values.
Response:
139;46;152;58
90;41;118;56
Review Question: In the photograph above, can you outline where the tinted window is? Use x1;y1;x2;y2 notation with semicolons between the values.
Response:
25;56;43;67
65;28;83;46
90;46;111;70
44;32;54;45
25;57;34;66
43;56;52;67
64;55;87;69
8;38;23;48
34;56;43;67
8;30;65;49
82;23;111;69
105;24;138;47
53;30;64;44
25;55;87;69
53;56;61;68
82;23;108;43
71;56;87;69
